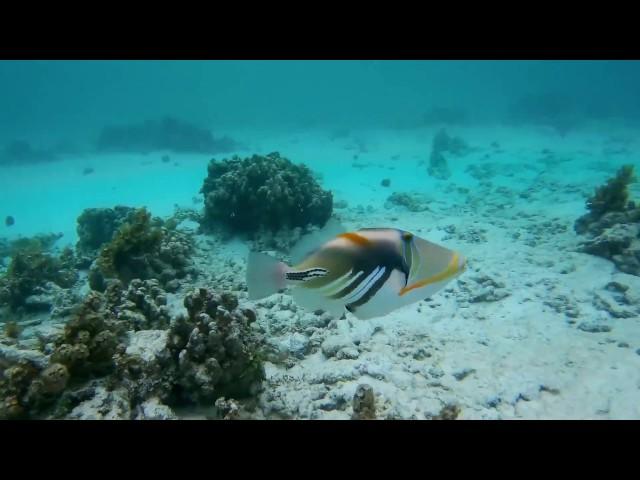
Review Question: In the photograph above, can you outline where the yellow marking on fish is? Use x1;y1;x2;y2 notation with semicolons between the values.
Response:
398;253;461;296
338;232;372;246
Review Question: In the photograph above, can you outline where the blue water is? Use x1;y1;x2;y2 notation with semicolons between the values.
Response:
2;60;640;419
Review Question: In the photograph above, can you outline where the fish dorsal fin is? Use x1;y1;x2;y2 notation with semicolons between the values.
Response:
289;217;347;265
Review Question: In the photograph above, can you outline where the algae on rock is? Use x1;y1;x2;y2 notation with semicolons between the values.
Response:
76;206;136;257
90;207;195;292
0;247;78;311
574;166;640;276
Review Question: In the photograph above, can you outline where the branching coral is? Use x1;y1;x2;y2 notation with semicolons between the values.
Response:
200;152;333;236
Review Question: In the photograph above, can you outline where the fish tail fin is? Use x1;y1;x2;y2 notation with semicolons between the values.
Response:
246;251;289;300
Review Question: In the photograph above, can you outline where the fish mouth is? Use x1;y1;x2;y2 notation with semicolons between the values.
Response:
399;251;467;296
453;252;467;277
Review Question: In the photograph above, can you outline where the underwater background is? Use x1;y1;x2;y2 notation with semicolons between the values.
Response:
1;60;640;419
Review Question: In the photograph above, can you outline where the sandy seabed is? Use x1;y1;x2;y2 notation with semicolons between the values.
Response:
2;124;640;419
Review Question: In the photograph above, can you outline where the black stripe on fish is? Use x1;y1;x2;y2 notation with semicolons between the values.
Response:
346;266;394;310
286;268;328;282
330;239;409;300
329;265;377;300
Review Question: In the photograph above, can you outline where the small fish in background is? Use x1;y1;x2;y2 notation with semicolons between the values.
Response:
247;220;467;320
5;215;15;227
82;167;95;175
161;155;171;163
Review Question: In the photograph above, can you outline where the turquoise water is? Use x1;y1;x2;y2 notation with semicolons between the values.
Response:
1;60;640;420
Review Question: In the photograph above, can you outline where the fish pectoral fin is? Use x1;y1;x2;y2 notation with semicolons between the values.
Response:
291;286;345;318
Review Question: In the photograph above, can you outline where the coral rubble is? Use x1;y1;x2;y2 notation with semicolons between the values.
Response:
0;281;265;419
384;192;430;212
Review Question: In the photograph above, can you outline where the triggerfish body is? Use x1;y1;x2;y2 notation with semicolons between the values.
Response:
246;223;467;320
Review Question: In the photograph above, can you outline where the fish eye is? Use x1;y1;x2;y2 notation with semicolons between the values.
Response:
402;232;413;241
